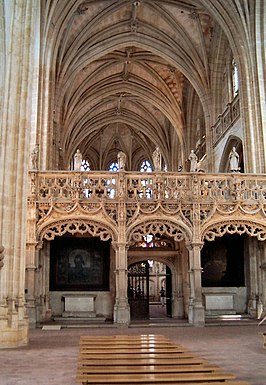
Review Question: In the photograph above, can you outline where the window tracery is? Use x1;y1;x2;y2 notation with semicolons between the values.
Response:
140;160;152;172
109;161;119;172
81;159;90;171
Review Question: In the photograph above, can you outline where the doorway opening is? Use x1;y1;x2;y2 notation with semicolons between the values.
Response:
127;260;172;321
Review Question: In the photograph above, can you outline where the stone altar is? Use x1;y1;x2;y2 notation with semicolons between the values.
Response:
62;294;96;318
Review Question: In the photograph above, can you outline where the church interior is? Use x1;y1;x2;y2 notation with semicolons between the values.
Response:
0;2;266;381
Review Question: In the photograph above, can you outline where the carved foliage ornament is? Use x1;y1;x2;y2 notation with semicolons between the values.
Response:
40;221;113;242
204;222;266;241
129;221;187;244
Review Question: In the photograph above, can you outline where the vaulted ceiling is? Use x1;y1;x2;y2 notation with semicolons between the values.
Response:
43;0;227;171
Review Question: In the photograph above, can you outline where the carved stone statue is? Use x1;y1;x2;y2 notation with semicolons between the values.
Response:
117;151;126;171
31;145;39;170
74;149;82;170
229;146;240;172
152;146;162;172
188;150;198;172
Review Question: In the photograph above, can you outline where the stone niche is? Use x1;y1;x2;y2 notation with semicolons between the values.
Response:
62;294;96;318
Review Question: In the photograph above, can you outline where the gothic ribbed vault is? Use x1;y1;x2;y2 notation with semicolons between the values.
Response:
42;0;230;171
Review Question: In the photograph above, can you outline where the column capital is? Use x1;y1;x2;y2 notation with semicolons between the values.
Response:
111;241;130;251
185;241;204;251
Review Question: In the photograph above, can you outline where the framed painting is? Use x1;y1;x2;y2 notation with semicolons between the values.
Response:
50;236;110;291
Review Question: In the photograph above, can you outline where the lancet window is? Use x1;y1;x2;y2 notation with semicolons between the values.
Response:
140;160;152;172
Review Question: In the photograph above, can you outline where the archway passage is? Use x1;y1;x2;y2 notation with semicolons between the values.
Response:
127;232;185;322
128;261;150;320
128;261;172;321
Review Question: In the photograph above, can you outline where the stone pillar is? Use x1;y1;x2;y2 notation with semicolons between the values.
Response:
247;237;258;317
0;0;40;347
25;177;38;327
113;242;130;325
113;173;130;325
171;251;184;319
259;242;266;312
186;242;205;326
25;249;37;327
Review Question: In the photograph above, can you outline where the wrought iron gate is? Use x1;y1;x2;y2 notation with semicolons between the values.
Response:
166;265;172;317
127;261;149;320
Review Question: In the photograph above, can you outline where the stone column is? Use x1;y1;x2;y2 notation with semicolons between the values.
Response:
25;175;38;327
25;244;37;327
186;242;205;326
0;0;40;347
171;252;184;319
247;237;258;317
187;179;205;325
113;172;130;324
113;242;130;325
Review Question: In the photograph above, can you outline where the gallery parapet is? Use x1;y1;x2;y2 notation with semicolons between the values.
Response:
212;94;240;144
28;171;266;204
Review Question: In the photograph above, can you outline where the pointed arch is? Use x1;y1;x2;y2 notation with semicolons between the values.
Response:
127;218;192;245
38;219;116;242
202;220;266;242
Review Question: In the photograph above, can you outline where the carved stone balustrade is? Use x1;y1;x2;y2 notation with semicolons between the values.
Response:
29;171;266;203
28;171;266;244
26;171;266;327
212;94;240;144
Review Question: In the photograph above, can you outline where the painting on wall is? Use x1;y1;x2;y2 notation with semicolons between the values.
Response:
50;236;110;291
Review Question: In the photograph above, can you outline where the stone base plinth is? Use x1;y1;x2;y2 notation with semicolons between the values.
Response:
0;321;28;348
62;311;96;318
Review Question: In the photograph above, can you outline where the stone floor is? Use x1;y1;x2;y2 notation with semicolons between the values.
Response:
0;318;265;385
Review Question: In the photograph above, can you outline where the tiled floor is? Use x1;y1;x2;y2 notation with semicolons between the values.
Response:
0;322;265;385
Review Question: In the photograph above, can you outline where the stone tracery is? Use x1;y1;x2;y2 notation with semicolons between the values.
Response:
203;221;266;242
128;220;190;245
39;220;115;242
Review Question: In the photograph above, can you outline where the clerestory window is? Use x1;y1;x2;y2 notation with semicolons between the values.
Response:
80;159;90;171
109;161;119;172
140;159;152;172
232;59;239;96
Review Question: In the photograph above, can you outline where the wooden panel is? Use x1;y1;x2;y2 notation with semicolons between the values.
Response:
77;358;209;366
77;364;220;374
76;372;236;383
